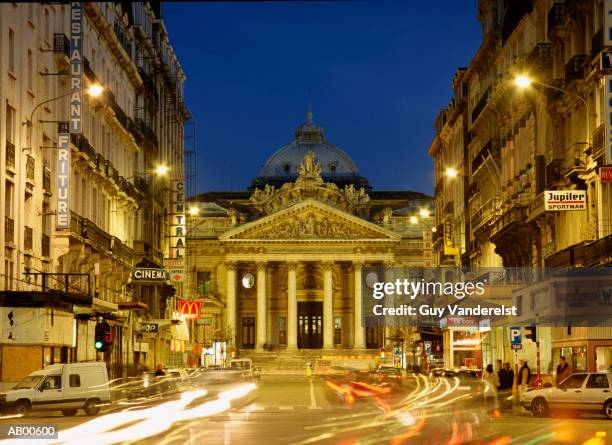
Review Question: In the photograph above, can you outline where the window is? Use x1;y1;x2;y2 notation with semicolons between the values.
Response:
8;29;15;72
69;374;81;387
586;374;609;389
334;317;342;345
595;346;612;372
559;373;586;389
44;8;50;43
196;271;211;294
27;50;33;91
42;375;61;390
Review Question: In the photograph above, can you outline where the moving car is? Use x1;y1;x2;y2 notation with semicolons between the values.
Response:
520;372;612;419
370;366;403;388
229;358;261;380
0;362;110;416
126;371;179;400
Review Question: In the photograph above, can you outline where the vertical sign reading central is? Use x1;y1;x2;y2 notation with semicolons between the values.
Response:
168;179;185;282
56;134;70;229
70;2;82;134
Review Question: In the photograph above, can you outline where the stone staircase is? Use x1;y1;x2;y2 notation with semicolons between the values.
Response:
238;350;378;375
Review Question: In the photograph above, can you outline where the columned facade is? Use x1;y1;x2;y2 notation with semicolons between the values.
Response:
188;120;434;357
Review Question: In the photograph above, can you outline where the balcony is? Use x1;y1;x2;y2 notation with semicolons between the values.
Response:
83;57;100;84
527;43;553;72
71;134;95;160
24;226;33;251
592;28;603;58
545;159;563;186
472;139;500;174
5;217;14;245
527;191;545;221
42;234;50;257
471;85;490;123
592;124;605;162
564;55;587;82
26;155;35;182
471;196;501;232
53;33;70;59
563;142;588;177
82;219;113;252
113;22;131;56
111;237;134;262
443;200;454;216
5;140;15;168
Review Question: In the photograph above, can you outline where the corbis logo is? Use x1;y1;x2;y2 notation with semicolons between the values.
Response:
178;300;202;320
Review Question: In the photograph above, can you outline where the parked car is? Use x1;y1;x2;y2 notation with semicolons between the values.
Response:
520;372;612;419
229;359;261;380
370;366;403;388
0;362;111;416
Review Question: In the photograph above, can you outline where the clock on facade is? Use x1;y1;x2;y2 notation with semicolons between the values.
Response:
242;272;255;289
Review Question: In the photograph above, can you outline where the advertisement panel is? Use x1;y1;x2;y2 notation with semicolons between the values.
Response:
178;300;202;320
544;190;586;211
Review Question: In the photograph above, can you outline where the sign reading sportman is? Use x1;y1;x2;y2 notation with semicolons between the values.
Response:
544;190;586;211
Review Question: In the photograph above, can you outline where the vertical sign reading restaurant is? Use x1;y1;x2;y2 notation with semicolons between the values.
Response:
57;2;82;229
605;0;612;164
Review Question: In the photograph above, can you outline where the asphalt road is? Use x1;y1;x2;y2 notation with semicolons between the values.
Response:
0;376;610;444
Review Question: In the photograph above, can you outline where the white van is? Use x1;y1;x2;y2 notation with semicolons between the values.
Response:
0;362;111;416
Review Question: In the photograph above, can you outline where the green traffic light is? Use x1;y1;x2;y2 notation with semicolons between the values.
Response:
95;340;104;350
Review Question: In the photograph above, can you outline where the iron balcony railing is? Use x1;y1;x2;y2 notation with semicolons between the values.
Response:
564;54;587;82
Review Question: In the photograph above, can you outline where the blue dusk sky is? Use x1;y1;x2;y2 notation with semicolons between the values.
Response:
163;1;482;196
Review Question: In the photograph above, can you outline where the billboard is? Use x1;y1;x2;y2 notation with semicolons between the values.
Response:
544;190;586;211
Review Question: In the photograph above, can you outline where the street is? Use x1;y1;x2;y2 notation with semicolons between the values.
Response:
0;375;609;445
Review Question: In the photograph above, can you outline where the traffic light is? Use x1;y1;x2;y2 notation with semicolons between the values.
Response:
94;321;112;352
525;325;537;342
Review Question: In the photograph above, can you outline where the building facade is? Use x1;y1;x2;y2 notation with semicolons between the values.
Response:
430;0;612;374
0;2;188;383
187;112;434;368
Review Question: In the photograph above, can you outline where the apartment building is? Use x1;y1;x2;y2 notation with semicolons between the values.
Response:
0;2;189;382
430;0;612;373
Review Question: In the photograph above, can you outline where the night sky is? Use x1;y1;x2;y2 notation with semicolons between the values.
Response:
163;1;482;196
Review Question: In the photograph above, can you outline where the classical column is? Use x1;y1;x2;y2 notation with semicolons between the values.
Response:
322;261;334;349
353;261;365;349
225;262;237;347
287;262;298;350
256;262;267;350
383;261;395;349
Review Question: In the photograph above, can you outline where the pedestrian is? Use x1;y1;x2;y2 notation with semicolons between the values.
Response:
555;356;572;385
517;359;530;394
482;364;499;411
498;362;514;411
502;362;514;389
496;359;504;390
154;363;166;377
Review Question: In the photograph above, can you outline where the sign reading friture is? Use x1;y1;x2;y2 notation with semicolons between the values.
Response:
178;300;202;320
70;2;83;134
544;190;586;211
132;268;169;282
56;133;70;229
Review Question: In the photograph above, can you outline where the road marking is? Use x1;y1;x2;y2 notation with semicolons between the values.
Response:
309;378;317;408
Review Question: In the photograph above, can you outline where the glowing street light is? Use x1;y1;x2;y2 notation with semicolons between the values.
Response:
419;208;430;218
155;164;169;176
188;206;200;216
445;167;459;178
409;216;418;224
86;83;104;97
514;75;532;89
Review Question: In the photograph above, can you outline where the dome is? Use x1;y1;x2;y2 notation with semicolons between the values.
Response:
252;107;368;190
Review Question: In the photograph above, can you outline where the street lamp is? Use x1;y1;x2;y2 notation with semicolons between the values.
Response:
514;74;590;146
155;164;170;176
445;167;459;178
419;208;430;218
188;206;200;216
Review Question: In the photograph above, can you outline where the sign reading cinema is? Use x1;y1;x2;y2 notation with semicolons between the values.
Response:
132;268;170;282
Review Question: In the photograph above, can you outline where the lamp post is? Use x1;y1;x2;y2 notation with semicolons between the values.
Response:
514;75;591;146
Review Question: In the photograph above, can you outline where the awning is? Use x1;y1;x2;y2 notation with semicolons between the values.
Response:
117;301;149;310
92;297;119;312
